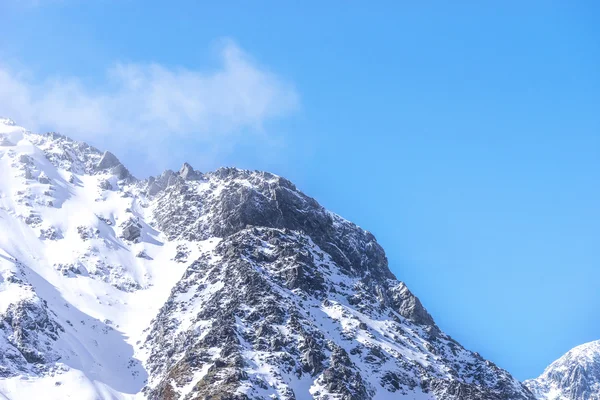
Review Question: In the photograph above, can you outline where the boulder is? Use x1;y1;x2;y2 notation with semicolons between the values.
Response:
99;179;113;190
122;220;142;241
38;172;50;184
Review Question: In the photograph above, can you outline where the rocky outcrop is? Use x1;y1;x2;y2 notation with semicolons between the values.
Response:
179;162;203;181
152;168;394;282
1;300;63;366
96;151;131;179
0;262;63;377
121;218;142;241
0;118;536;399
96;151;121;170
142;227;534;400
525;340;600;400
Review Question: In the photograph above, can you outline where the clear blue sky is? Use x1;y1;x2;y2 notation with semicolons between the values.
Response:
1;1;599;381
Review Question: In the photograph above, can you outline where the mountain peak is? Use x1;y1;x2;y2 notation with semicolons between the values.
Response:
96;150;122;170
525;340;600;400
0;117;17;126
0;121;535;399
179;161;202;180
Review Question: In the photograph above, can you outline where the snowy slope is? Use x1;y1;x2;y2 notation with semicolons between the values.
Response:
0;119;203;398
0;118;535;399
525;341;600;400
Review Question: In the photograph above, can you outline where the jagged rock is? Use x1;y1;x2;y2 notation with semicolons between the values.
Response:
24;168;33;179
99;179;113;190
121;219;142;241
142;227;534;400
111;163;131;179
525;340;600;400
0;119;538;400
38;172;50;184
24;214;42;226
77;225;100;240
136;250;152;260
54;263;81;277
317;345;369;400
179;162;202;181
146;170;179;196
96;151;121;170
152;168;394;282
0;299;63;368
96;151;131;179
19;154;33;165
40;227;62;240
96;214;113;225
146;179;162;196
388;281;436;326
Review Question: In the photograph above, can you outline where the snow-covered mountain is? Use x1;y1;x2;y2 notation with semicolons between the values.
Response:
525;341;600;400
0;117;535;399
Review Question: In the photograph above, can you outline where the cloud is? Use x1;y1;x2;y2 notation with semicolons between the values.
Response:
0;41;299;170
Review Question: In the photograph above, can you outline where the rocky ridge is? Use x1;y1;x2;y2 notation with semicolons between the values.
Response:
0;118;535;399
525;341;600;400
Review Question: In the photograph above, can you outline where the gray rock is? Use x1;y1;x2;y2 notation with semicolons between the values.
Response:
96;151;131;179
77;226;100;240
99;179;113;190
121;220;142;241
0;125;538;400
19;155;33;165
142;226;535;400
388;282;435;326
147;181;162;196
96;151;121;170
179;162;202;181
38;173;50;184
525;340;600;400
24;168;33;180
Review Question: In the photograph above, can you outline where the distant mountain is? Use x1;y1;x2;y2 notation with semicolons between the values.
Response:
0;118;535;399
525;341;600;400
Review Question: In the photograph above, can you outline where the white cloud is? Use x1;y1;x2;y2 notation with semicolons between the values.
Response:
0;41;299;168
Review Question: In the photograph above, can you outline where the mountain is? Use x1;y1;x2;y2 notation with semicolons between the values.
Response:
0;117;535;399
525;341;600;400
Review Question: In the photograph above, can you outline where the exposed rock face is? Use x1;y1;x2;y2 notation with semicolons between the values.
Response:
96;151;131;179
142;226;534;400
0;262;63;377
121;219;142;241
96;151;121;170
525;341;600;400
0;118;535;399
388;282;436;326
179;162;203;181
152;167;395;282
37;172;50;184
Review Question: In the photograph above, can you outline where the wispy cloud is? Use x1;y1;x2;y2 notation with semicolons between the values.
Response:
0;40;299;170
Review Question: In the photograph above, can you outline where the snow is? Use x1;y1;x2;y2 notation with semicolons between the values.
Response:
0;120;215;399
0;119;536;400
525;340;600;400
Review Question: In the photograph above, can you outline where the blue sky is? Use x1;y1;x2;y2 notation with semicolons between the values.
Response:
1;0;599;380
